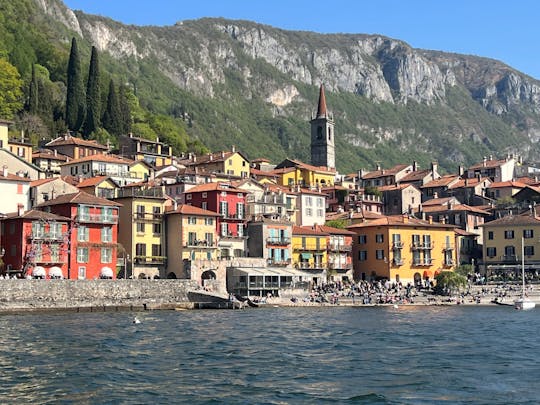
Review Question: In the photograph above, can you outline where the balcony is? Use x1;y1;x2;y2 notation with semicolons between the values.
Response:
502;255;518;262
392;241;404;249
328;263;353;270
185;240;216;248
443;244;454;251
220;233;248;240
267;258;292;267
133;212;163;221
328;243;352;252
75;214;118;224
134;256;167;265
116;187;164;198
222;212;246;220
28;232;65;242
413;259;433;266
444;259;455;266
296;262;327;270
266;237;291;246
411;242;434;250
392;258;404;266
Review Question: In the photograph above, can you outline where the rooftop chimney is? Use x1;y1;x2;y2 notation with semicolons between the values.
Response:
431;161;438;180
2;166;7;177
483;157;487;167
413;161;418;171
17;203;24;217
232;145;236;153
428;215;433;224
458;165;464;176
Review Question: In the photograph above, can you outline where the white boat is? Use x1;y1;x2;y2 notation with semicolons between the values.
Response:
514;237;536;311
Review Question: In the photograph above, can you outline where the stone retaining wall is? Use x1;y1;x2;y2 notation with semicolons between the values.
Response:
0;279;199;311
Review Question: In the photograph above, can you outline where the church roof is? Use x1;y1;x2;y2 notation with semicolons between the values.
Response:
316;84;327;117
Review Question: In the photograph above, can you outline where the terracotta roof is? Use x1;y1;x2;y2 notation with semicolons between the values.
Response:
421;175;460;188
422;197;457;206
35;191;122;207
455;228;479;237
487;181;527;189
3;209;71;221
46;135;108;149
347;215;455;230
292;225;329;236
515;176;538;185
325;210;384;222
400;169;432;183
186;182;247;194
60;153;132;166
0;172;32;182
481;214;540;227
377;183;416;192
76;176;111;188
275;158;336;174
29;178;56;187
469;158;511;170
32;150;69;161
448;177;490;189
418;204;491;215
166;204;220;217
361;164;410;180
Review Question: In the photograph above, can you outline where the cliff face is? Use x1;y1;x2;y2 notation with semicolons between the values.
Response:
35;1;540;171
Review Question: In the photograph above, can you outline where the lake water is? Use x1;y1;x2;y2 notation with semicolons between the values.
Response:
0;306;539;404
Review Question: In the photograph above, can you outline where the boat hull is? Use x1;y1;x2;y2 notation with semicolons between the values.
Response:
514;298;536;310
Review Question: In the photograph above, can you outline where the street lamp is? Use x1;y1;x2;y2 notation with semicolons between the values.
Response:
125;254;130;279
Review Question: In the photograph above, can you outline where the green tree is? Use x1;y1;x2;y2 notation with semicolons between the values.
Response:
118;83;131;134
65;37;85;132
83;46;100;138
434;271;467;296
0;57;23;119
325;219;347;229
102;79;121;136
454;264;473;278
364;185;382;198
28;63;38;114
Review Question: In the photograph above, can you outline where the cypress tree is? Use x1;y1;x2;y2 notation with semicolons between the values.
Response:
83;46;100;138
102;79;121;136
65;37;86;132
28;64;38;114
118;83;131;134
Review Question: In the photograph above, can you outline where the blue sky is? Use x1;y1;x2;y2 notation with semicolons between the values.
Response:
64;0;540;79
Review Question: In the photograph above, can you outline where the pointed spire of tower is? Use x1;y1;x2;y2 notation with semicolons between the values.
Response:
316;84;327;118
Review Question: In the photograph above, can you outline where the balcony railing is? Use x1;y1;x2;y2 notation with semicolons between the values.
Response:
185;240;216;248
411;242;434;250
392;258;404;266
222;212;245;220
266;237;291;246
443;244;454;251
116;188;164;198
75;214;118;224
28;233;65;241
392;241;404;249
133;212;163;221
502;255;517;262
134;255;167;265
296;262;327;270
444;259;455;266
267;258;291;266
328;243;352;252
413;259;433;266
328;263;353;270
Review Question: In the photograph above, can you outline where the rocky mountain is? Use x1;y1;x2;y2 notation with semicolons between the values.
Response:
17;0;540;172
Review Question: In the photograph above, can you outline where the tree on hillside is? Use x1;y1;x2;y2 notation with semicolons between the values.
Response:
83;46;101;138
118;83;132;134
0;58;23;119
28;64;38;114
65;37;85;132
102;79;121;136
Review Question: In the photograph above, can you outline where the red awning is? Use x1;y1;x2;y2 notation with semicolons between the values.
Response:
423;270;433;279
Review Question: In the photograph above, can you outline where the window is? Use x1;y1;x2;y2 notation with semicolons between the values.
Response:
153;206;161;219
32;222;44;238
358;235;367;244
136;222;145;233
237;225;244;238
101;227;112;243
78;266;86;279
221;223;228;237
79;205;89;221
504;246;515;258
488;231;494;240
152;244;161;257
102;207;114;222
202;192;207;198
186;194;192;200
188;216;197;225
316;198;323;207
504;230;514;239
486;247;497;257
306;196;313;206
306;208;313;216
376;249;384;260
136;205;145;219
205;233;214;245
77;247;89;263
101;247;112;263
317;209;324;217
188;232;197;245
525;246;535;256
202;202;208;210
524;229;534;239
136;243;146;257
153;223;161;234
220;201;228;216
205;217;213;225
375;234;384;243
237;203;244;219
50;223;62;239
358;251;367;261
50;245;60;262
78;226;89;242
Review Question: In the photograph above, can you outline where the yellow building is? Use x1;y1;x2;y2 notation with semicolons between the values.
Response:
181;147;250;178
113;187;168;279
0;120;10;149
165;204;220;278
129;160;152;182
480;214;540;277
292;225;328;285
348;215;456;285
273;158;336;188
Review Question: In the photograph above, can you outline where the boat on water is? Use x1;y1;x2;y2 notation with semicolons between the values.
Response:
514;237;536;311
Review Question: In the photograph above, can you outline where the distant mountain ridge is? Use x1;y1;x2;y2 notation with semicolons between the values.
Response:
19;0;540;172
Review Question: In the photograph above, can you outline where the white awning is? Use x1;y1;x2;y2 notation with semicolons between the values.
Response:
100;266;114;279
32;266;46;277
49;266;63;279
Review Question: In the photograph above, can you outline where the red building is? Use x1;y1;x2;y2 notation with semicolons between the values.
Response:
184;182;248;258
35;192;121;279
1;209;70;278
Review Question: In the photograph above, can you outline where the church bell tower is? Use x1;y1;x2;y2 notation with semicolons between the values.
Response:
310;84;335;169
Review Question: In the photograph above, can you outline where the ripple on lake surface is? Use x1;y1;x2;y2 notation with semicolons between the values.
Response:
0;306;538;404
